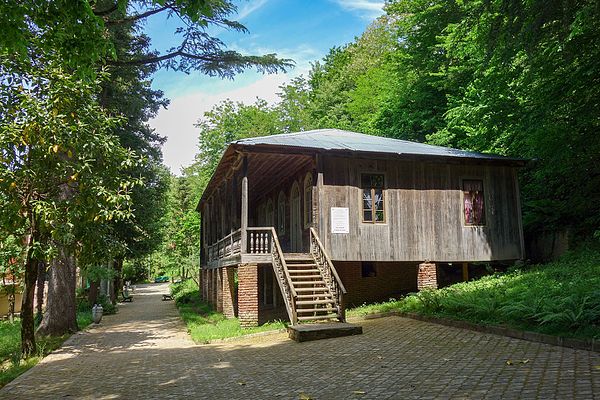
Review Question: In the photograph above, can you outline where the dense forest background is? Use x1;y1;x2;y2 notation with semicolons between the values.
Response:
173;0;599;275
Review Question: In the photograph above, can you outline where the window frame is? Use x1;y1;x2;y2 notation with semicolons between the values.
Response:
461;178;487;227
360;173;386;224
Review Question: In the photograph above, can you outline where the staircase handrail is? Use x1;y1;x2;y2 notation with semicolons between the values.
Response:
247;227;297;324
309;227;347;294
309;227;346;322
269;228;298;297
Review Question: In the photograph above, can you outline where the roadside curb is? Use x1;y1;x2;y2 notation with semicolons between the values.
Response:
348;311;599;353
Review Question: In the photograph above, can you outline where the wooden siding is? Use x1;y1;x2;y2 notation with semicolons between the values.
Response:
317;156;524;262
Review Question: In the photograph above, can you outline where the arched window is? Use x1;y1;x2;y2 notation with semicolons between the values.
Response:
266;198;274;227
277;191;286;234
303;172;313;228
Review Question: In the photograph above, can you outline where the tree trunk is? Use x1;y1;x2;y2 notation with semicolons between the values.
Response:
37;246;78;336
21;252;38;357
35;261;46;319
112;258;123;304
88;280;99;305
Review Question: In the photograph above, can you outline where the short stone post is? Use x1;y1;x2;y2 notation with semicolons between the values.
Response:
237;263;259;327
417;262;438;290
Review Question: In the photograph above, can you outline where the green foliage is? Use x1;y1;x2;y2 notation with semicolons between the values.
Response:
350;244;600;339
171;280;285;343
383;0;600;235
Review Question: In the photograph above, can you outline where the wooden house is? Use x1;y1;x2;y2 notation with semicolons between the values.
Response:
197;129;525;326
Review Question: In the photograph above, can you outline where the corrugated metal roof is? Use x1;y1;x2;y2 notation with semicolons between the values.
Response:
234;129;524;162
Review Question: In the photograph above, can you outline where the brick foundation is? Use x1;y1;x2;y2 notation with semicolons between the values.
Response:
237;263;259;327
222;267;236;318
334;262;418;307
417;262;438;290
216;268;223;313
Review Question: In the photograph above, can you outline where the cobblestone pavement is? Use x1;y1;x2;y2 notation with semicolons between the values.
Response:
2;283;599;400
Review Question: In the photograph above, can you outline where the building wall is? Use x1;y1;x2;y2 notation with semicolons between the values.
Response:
334;261;418;307
318;156;524;262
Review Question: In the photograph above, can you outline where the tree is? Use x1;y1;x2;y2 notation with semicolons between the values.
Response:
0;60;139;350
0;0;294;346
97;0;293;76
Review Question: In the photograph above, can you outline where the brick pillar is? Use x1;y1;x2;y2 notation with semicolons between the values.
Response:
211;269;217;308
216;268;223;313
237;263;259;327
417;262;438;290
222;267;236;318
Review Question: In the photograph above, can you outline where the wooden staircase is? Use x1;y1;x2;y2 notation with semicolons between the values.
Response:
284;253;340;323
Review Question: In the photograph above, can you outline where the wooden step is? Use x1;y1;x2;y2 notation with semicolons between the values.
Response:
296;299;336;305
291;280;326;286
286;264;317;268
295;287;329;293
296;294;332;299
288;269;319;274
290;275;322;280
297;314;338;321
283;253;313;261
296;307;337;313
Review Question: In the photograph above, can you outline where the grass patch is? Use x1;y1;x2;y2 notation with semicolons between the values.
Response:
171;279;286;343
0;309;95;388
348;244;600;340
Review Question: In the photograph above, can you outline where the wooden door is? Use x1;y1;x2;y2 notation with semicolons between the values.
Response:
290;183;302;252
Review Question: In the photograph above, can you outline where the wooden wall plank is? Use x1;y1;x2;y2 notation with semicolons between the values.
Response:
320;156;523;262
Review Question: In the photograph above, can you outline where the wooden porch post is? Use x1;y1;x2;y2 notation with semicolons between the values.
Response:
240;155;248;254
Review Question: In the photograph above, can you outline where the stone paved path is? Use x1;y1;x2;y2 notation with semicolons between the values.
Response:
2;283;599;399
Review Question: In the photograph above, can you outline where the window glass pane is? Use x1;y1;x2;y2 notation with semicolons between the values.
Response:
472;192;485;224
374;189;384;211
363;189;372;210
463;180;485;225
363;210;372;221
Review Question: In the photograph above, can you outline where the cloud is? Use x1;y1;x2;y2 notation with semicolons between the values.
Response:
236;0;269;20
149;73;289;175
332;0;385;19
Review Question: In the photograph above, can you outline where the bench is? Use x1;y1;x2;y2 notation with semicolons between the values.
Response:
162;294;173;301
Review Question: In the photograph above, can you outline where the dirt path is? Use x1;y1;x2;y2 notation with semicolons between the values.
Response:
1;283;599;399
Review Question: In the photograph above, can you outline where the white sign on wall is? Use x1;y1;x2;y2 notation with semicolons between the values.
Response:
330;207;350;234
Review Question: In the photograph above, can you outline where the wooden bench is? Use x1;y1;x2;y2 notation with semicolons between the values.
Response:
162;294;173;301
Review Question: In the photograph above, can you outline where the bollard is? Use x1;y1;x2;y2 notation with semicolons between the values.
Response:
92;304;104;324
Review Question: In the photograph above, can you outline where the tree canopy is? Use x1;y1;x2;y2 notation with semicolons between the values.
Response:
185;0;600;239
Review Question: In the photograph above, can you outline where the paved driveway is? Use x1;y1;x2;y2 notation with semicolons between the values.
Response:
1;283;599;399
